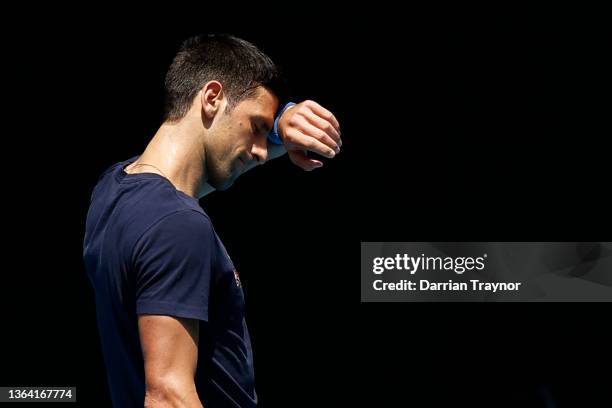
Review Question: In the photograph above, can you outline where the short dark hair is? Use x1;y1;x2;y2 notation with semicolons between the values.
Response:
163;34;284;121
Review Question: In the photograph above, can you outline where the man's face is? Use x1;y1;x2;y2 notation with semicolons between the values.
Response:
205;86;279;191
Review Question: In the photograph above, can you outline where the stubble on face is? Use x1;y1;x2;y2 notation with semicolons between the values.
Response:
204;87;278;191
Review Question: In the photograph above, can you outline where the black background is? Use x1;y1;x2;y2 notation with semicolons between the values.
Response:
2;5;611;407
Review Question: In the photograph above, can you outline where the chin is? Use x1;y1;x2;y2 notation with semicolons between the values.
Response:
215;181;233;191
209;173;237;191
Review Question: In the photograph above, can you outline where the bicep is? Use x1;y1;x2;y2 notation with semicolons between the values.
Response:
138;314;200;386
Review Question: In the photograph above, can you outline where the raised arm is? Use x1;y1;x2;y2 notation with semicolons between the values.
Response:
139;315;204;408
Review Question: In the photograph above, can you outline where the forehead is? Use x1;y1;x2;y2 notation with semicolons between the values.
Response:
234;87;279;118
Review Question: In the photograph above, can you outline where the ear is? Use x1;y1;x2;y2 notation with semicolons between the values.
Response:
200;81;224;120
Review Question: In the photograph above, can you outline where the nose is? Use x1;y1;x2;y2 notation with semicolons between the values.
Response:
251;136;268;164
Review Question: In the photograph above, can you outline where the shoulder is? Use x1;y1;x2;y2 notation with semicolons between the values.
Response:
151;209;212;236
116;177;210;246
131;210;219;281
137;210;215;249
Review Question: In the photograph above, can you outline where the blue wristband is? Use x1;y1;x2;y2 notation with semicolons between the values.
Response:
268;102;296;145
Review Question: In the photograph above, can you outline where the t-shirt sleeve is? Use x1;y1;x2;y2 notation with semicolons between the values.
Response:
131;210;215;321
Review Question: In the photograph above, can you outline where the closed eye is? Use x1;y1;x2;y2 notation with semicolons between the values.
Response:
260;122;271;134
251;121;263;136
252;115;273;135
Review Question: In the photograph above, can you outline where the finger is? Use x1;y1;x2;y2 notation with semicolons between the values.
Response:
288;150;323;171
284;128;336;158
297;120;340;152
304;100;340;132
284;128;336;159
302;110;342;146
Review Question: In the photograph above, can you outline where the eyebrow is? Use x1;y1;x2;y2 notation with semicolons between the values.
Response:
252;115;273;134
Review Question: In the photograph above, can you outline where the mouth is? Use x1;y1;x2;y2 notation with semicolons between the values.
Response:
235;156;248;173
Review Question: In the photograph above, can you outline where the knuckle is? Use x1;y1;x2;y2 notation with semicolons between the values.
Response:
295;122;307;133
311;129;323;140
288;116;300;127
286;129;299;141
306;140;318;150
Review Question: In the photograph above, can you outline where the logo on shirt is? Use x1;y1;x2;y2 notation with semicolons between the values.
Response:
233;268;242;288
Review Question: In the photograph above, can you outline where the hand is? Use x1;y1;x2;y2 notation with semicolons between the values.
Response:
277;100;342;171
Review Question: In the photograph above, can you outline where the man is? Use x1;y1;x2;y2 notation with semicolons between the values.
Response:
83;34;341;407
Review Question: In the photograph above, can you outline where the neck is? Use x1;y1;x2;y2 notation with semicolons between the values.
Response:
127;115;211;198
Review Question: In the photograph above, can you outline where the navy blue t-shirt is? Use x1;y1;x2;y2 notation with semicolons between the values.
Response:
83;156;257;407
